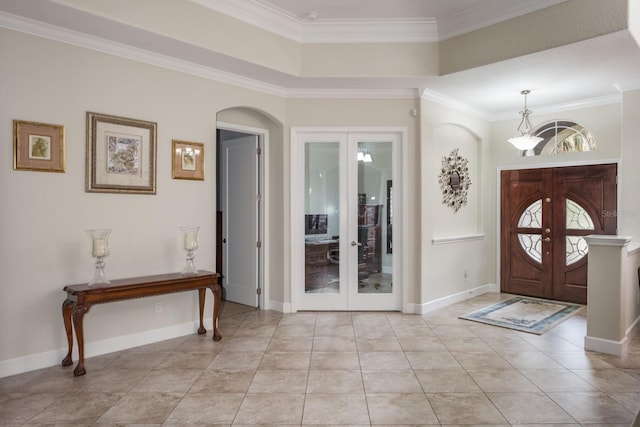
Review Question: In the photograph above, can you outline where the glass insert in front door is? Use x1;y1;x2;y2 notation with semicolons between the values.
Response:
304;141;340;293
355;141;392;294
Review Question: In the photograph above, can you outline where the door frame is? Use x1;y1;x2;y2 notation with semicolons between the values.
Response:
496;159;620;291
217;121;269;309
290;127;408;312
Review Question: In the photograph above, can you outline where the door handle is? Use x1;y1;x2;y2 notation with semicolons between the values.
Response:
351;241;362;247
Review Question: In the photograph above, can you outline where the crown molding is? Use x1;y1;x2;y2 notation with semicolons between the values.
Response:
0;11;422;100
420;86;623;121
190;0;303;41
192;0;438;43
438;0;568;40
0;11;288;97
286;88;418;99
490;94;622;121
420;88;491;120
193;0;567;43
1;6;627;113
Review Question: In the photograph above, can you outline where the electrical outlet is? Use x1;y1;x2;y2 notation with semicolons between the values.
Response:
155;302;162;313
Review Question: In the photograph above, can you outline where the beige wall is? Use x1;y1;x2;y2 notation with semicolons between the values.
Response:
630;0;640;46
619;90;640;342
0;28;284;369
300;43;439;77
420;99;492;306
440;0;628;74
53;0;303;76
0;28;424;375
619;90;640;238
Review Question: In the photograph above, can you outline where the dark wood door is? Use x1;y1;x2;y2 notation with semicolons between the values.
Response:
501;164;617;304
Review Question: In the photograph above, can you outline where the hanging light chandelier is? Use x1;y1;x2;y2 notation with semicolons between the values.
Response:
357;148;373;163
508;89;543;151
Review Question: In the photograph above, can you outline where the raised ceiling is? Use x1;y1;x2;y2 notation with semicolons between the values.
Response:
220;0;568;40
1;0;639;117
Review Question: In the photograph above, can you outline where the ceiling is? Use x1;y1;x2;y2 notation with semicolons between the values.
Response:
253;0;567;38
248;0;640;117
259;0;488;20
1;0;639;118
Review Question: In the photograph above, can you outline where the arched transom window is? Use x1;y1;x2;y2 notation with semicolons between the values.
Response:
525;121;596;156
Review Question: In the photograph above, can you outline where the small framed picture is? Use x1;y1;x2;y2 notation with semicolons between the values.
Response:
172;140;204;181
13;120;65;172
86;112;157;194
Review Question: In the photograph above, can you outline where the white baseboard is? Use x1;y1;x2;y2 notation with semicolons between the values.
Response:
268;300;292;313
584;335;629;356
413;283;499;314
0;318;212;379
626;314;640;338
584;314;640;356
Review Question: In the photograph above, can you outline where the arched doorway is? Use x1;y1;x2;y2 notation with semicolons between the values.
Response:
216;107;284;310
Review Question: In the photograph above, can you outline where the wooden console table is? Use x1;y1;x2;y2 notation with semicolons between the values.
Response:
61;270;221;376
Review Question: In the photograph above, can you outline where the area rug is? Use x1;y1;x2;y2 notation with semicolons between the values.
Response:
459;296;584;335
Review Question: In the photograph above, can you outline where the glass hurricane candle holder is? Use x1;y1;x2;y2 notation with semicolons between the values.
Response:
180;226;199;275
86;229;111;286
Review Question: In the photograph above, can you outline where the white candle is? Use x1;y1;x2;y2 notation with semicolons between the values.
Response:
92;237;107;257
184;231;196;250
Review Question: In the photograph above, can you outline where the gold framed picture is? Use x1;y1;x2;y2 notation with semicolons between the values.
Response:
172;140;204;181
86;112;157;194
13;120;65;172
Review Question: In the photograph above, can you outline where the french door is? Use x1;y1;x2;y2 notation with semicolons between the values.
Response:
292;131;403;311
500;164;617;304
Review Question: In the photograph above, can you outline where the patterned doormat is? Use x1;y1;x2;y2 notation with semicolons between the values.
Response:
459;296;584;335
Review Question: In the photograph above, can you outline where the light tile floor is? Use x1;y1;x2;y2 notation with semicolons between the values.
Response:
2;292;640;426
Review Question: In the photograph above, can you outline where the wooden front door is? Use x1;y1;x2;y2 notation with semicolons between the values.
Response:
500;164;617;304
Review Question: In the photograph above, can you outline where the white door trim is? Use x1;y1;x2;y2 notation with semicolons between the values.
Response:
217;121;269;310
290;126;408;312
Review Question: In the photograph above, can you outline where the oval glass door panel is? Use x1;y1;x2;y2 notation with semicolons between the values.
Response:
518;199;542;228
304;142;340;293
517;199;543;263
565;198;595;265
517;234;542;263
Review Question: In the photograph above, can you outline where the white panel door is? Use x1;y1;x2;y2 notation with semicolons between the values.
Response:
221;135;259;307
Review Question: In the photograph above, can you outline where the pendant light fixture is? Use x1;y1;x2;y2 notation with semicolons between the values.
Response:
362;149;373;163
357;148;374;163
508;89;543;151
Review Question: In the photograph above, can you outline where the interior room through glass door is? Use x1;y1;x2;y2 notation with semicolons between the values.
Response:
347;135;398;310
301;135;347;310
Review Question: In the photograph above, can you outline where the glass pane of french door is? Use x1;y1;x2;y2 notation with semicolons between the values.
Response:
304;141;341;294
354;140;393;295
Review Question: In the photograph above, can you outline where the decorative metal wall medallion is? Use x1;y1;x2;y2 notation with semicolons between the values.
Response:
438;148;471;212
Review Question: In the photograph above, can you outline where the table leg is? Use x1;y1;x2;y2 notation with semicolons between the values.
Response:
197;288;206;334
71;304;90;376
211;283;222;341
61;299;74;367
